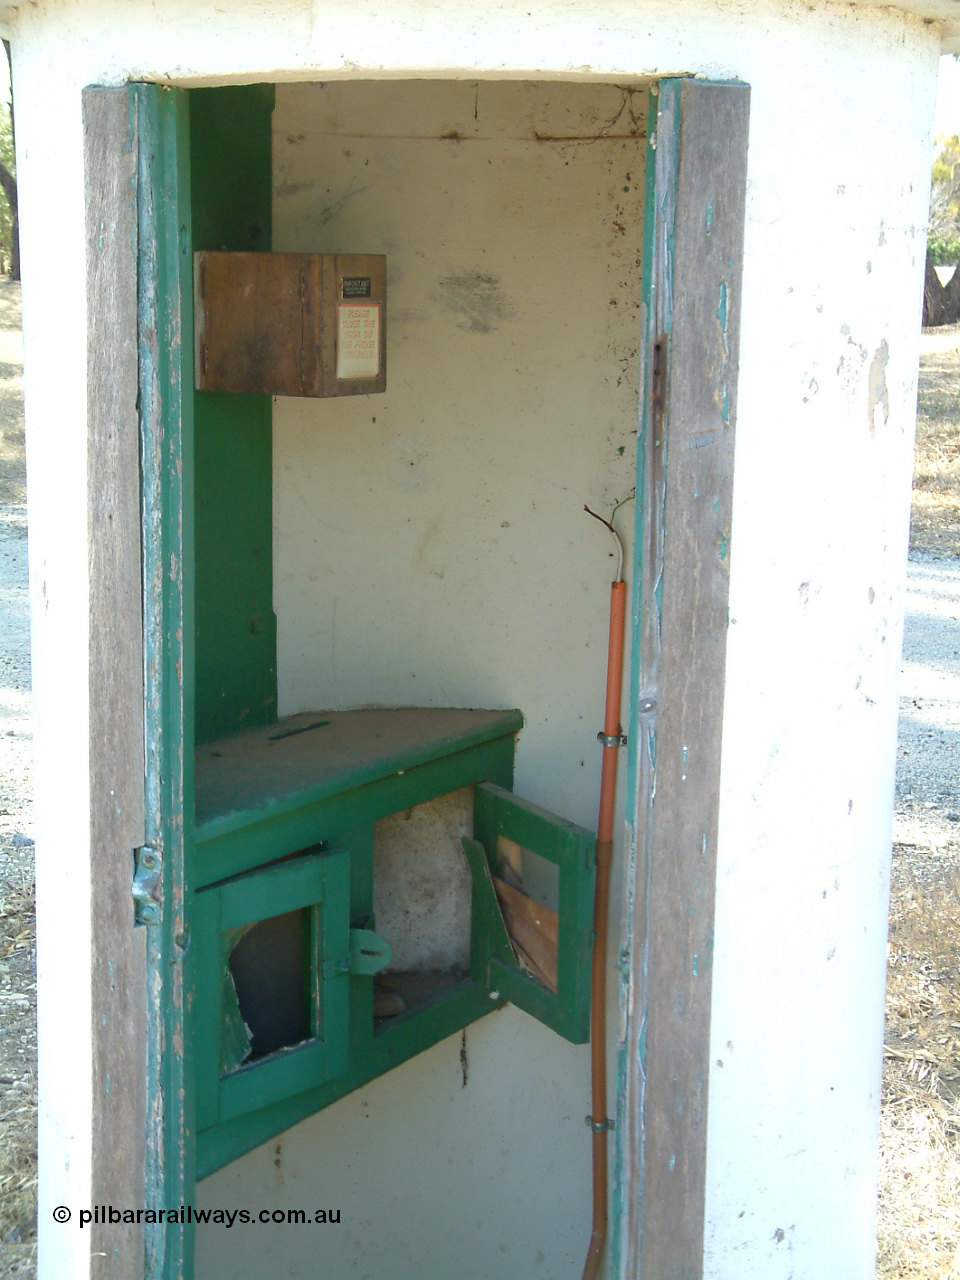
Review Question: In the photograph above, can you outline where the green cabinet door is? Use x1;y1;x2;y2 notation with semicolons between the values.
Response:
192;847;356;1130
465;782;595;1044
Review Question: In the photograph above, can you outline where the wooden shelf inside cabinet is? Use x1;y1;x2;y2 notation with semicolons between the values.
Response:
194;251;386;398
193;707;524;887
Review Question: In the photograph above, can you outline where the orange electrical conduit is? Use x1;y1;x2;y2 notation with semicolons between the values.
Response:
581;506;628;1280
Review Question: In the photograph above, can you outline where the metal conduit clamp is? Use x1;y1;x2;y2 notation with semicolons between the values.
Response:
585;1115;615;1133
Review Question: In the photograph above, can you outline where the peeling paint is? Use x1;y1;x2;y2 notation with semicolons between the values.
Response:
837;324;868;391
717;281;728;353
867;339;890;434
691;430;721;449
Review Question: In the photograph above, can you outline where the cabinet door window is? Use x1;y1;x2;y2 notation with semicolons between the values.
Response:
193;847;351;1129
466;782;595;1044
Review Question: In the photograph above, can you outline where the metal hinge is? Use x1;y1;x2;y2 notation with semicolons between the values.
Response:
132;845;162;926
652;335;667;433
323;927;392;979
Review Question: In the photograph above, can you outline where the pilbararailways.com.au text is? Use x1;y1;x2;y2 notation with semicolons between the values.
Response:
53;1205;340;1228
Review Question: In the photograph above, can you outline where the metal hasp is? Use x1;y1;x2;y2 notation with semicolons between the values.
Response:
132;845;162;925
325;928;393;978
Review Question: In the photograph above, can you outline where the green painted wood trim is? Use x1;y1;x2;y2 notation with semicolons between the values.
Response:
614;80;680;1276
193;394;276;743
196;981;501;1179
137;82;195;1280
194;850;352;1130
319;851;351;1080
195;710;524;835
615;76;682;1280
191;888;221;1134
189;85;274;253
218;853;327;932
473;782;595;1044
220;1039;330;1125
190;85;277;744
193;735;517;888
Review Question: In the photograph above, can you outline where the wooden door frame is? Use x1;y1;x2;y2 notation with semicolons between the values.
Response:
83;75;749;1280
135;82;195;1280
85;82;195;1280
84;86;149;1280
615;78;750;1279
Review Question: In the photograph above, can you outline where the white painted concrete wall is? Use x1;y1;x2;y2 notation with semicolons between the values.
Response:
10;47;94;1280
702;37;936;1274
0;0;940;1277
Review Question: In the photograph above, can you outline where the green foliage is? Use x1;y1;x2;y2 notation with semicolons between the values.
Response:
0;83;14;277
928;232;960;265
929;135;960;264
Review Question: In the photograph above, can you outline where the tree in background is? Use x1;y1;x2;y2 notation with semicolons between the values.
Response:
925;134;960;325
0;41;18;283
929;135;960;261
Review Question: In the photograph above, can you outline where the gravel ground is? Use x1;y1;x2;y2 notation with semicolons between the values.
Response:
894;556;960;851
0;281;35;1279
0;503;34;1275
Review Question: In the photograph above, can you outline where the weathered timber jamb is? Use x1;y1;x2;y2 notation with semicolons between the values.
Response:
84;86;147;1280
615;78;750;1279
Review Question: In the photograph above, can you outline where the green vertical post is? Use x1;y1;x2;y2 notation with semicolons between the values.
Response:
190;86;277;744
137;82;195;1280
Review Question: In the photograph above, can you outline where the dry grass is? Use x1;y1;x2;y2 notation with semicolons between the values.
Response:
912;337;960;559
0;869;36;1276
879;850;960;1277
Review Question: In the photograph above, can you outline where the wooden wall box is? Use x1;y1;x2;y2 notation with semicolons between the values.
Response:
194;251;386;398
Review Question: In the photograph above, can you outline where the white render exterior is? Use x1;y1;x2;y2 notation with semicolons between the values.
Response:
0;0;946;1277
